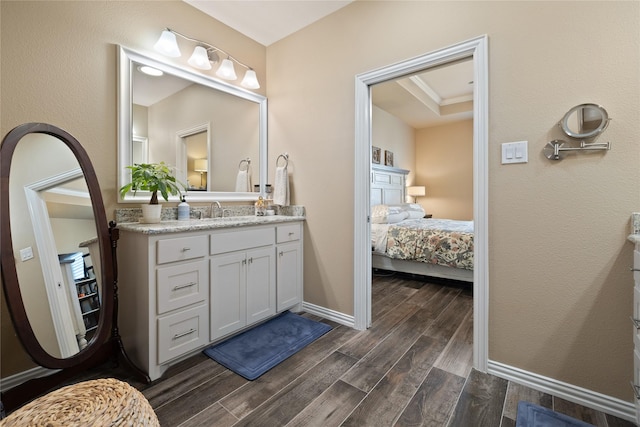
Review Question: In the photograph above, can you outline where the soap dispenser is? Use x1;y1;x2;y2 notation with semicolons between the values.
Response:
178;196;190;221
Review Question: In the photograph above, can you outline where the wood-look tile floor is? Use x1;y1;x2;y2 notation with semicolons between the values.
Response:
101;273;636;426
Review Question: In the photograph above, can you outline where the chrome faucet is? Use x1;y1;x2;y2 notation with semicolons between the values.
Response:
211;201;221;218
222;208;231;218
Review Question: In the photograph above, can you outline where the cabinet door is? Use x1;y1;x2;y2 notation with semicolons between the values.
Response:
210;252;247;340
246;247;276;325
277;241;302;312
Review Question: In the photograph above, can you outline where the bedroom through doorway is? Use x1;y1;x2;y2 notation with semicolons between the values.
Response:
354;36;489;371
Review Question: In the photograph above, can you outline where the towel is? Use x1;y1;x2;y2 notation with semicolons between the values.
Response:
235;168;252;192
273;166;289;206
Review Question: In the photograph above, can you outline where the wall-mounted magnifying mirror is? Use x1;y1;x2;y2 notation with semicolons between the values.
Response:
559;103;610;139
118;46;268;202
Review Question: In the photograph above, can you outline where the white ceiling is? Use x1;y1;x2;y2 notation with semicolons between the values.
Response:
168;1;474;129
184;0;353;46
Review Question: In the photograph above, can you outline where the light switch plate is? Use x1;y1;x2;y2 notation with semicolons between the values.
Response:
502;141;528;164
20;246;34;262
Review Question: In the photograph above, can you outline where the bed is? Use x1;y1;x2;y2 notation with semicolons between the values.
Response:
371;164;474;282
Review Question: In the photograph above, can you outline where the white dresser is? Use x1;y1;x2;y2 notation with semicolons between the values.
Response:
117;219;304;381
632;236;640;424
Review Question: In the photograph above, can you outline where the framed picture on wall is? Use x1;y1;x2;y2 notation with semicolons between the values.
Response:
372;146;381;164
385;150;394;167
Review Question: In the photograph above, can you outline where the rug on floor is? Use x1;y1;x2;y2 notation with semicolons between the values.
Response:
516;401;595;427
203;311;332;380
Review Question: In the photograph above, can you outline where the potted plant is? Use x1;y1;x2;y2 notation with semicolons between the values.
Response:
119;162;185;223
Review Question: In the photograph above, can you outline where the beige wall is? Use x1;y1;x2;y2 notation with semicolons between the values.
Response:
372;105;415;183
416;120;473;220
1;0;265;377
2;0;640;407
267;0;640;402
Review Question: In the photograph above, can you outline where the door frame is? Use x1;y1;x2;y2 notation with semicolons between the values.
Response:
353;35;489;371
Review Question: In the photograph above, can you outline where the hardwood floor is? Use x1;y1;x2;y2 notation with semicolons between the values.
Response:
71;272;638;426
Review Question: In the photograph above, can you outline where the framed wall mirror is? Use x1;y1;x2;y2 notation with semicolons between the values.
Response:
118;46;268;202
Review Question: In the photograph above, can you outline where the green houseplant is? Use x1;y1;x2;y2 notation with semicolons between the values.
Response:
119;162;185;223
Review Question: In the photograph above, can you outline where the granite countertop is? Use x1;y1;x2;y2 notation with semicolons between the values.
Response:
628;212;640;244
117;215;305;235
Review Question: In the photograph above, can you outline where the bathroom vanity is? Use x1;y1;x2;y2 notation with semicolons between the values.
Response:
629;213;640;424
117;215;304;381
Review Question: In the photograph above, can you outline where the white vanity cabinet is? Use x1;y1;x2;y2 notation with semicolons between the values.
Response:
118;232;210;380
117;219;304;381
632;241;640;424
210;226;276;340
276;223;303;312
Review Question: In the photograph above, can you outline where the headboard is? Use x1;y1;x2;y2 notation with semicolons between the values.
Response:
371;164;409;206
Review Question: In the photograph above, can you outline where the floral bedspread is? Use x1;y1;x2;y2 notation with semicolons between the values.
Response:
386;219;474;270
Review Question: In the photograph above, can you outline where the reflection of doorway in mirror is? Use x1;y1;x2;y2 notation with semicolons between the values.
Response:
132;135;148;165
185;132;208;191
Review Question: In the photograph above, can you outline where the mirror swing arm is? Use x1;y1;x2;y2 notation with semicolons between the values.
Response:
544;103;612;161
0;123;149;412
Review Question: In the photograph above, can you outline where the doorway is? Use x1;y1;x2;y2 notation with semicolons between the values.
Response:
354;36;489;371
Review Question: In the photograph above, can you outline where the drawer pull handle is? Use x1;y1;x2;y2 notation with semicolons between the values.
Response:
279;251;284;257
173;328;196;340
242;259;247;265
248;257;253;264
173;282;197;291
631;382;640;400
181;247;191;252
632;267;640;272
289;232;294;236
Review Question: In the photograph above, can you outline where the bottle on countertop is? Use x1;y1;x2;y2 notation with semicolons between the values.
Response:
255;196;266;216
178;196;190;221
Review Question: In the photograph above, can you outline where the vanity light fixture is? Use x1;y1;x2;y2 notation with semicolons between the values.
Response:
407;186;426;203
154;28;260;90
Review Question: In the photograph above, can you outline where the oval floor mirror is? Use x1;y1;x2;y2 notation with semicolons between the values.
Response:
0;123;149;412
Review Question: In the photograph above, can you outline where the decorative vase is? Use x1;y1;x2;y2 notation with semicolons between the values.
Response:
140;204;162;223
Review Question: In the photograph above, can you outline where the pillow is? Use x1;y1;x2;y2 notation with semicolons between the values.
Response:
402;203;426;219
371;204;408;224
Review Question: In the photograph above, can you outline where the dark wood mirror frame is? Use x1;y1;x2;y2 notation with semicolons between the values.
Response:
1;123;149;411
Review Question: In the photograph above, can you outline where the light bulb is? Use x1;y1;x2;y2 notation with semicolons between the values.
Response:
241;69;260;89
216;58;237;80
188;46;212;70
154;30;181;58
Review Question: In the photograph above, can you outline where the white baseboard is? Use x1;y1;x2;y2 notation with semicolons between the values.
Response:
302;301;355;328
488;360;636;423
1;366;60;392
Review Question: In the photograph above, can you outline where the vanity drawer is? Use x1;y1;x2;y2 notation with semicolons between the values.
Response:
157;303;208;364
210;227;274;255
157;260;208;315
277;224;301;243
157;235;208;265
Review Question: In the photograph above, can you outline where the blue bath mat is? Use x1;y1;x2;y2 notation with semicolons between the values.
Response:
516;401;595;427
203;311;332;380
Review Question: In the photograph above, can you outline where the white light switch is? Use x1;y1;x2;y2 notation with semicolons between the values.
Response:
20;246;34;262
502;141;528;164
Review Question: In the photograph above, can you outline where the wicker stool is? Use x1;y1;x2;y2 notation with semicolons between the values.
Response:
0;378;159;426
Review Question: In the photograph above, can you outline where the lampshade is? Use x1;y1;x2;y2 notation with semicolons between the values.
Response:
194;159;208;172
216;58;237;80
188;46;212;70
407;186;426;197
241;69;260;89
154;30;181;57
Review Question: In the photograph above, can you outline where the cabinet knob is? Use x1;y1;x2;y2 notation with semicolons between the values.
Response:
279;251;283;257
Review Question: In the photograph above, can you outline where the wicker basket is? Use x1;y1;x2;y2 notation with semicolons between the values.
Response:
0;378;159;426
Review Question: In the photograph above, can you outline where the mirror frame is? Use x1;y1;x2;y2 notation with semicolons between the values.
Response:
1;123;115;369
117;45;268;202
559;103;610;139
